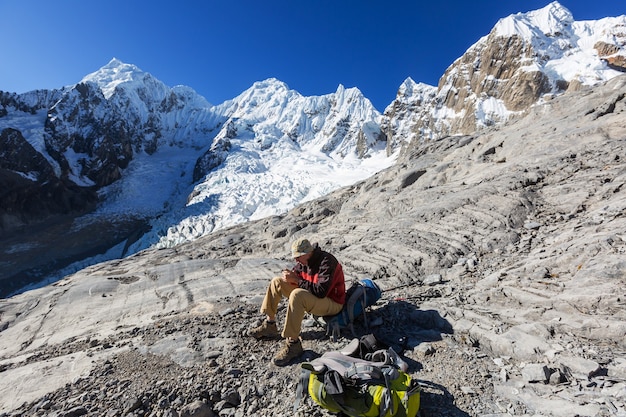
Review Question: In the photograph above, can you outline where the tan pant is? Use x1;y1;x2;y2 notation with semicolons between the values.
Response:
261;276;344;339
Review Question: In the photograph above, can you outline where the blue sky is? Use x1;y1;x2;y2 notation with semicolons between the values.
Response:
1;1;624;111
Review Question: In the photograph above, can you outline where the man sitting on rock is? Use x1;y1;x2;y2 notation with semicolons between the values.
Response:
249;237;346;366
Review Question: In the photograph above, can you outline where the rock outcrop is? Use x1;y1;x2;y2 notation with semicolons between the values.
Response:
0;128;98;233
384;2;626;145
596;41;626;72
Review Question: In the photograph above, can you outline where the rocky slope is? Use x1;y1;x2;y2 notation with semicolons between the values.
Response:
1;74;624;417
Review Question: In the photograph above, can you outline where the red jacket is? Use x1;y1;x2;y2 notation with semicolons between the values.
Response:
293;245;346;305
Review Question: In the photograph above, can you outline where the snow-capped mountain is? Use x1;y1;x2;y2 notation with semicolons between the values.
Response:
127;77;390;252
384;1;626;145
0;59;393;294
1;1;625;295
47;59;219;187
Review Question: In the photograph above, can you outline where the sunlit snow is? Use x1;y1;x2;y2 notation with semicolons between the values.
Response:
493;2;625;84
74;64;397;258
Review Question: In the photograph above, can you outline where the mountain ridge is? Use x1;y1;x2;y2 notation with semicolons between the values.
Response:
1;1;625;296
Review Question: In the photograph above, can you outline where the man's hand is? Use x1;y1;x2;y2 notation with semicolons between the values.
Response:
282;269;299;285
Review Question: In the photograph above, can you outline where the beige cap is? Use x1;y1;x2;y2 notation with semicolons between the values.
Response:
291;238;314;258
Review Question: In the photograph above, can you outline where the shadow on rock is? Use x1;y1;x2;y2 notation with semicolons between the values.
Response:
299;300;453;352
363;300;453;349
416;380;471;417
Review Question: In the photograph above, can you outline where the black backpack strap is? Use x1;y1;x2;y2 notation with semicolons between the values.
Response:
293;368;312;413
328;320;341;342
324;370;345;395
378;367;395;417
346;283;365;337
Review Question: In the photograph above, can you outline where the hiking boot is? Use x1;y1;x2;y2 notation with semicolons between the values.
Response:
273;338;303;366
248;320;279;340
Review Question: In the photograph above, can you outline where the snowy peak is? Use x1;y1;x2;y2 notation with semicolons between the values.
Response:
491;1;626;80
494;1;574;39
214;77;299;118
397;78;418;97
81;58;211;111
216;77;379;128
42;59;219;187
212;77;384;158
395;78;436;103
381;78;437;152
127;76;392;252
331;84;379;121
80;58;148;99
488;2;626;87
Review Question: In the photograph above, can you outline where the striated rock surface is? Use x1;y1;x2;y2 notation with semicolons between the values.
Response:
1;73;624;416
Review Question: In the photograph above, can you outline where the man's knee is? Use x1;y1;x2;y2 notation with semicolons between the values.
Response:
288;288;310;306
268;276;283;290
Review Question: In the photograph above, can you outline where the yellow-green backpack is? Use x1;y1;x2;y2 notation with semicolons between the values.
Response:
295;340;420;417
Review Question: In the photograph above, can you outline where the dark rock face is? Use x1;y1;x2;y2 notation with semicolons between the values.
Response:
193;138;232;182
0;89;63;115
0;128;98;234
0;128;55;179
0;171;97;230
43;82;135;187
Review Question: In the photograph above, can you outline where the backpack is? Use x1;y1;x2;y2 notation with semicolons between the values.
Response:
323;278;383;340
294;334;420;417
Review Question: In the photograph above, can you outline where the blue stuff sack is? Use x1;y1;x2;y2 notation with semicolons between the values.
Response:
324;278;382;340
